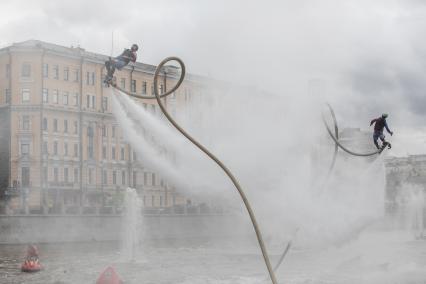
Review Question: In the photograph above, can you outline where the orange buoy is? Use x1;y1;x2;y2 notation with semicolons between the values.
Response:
96;266;123;284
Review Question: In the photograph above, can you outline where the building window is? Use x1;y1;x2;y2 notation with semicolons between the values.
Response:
43;141;48;154
53;65;59;79
120;147;125;160
64;120;68;133
73;93;79;106
63;92;69;105
74;168;79;183
144;172;148;186
64;168;69;183
42;88;48;103
53;119;58;132
88;126;94;159
120;78;126;89
73;69;79;82
102;170;107;184
53;141;58;155
87;125;93;137
5;89;10;104
133;151;137;161
88;168;93;184
64;67;69;81
6;64;10;79
131;80;136;92
152;173;156;186
102;125;106;137
142;81;147;94
21;143;29;155
122;171;126;185
112;146;116;160
160;84;164;94
73;121;78;134
112;126;116;138
102;145;107;159
54;168;59;182
43;63;48;78
74;143;78;157
42;117;48;131
160;196;163;207
152;195;155;207
22;167;30;187
21;89;30;103
64;142;68;156
21;63;31;78
22;115;30;130
151;85;154;95
91;72;95;85
52;89;58;104
133;171;137;186
87;95;95;109
102;97;108;111
86;72;90;85
113;171;117;185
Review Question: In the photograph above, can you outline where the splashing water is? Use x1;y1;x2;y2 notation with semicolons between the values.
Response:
121;187;143;262
110;89;222;196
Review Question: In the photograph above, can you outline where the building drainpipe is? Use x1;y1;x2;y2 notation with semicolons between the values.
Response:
6;49;12;214
100;64;105;209
40;48;46;214
163;70;168;207
129;66;134;188
79;55;84;213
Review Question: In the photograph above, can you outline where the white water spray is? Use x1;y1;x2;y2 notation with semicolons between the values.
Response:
121;187;143;262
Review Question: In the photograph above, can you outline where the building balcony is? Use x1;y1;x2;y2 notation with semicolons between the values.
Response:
48;181;76;188
3;187;21;197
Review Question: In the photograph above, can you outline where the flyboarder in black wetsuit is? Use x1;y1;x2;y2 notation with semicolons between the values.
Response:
104;44;138;85
370;113;393;150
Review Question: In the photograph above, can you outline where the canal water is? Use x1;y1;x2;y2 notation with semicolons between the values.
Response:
1;230;425;284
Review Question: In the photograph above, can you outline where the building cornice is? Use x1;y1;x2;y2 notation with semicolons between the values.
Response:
2;40;208;83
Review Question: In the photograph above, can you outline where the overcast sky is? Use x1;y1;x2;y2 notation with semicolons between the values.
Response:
1;0;425;144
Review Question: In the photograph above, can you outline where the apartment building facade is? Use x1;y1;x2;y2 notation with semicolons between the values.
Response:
0;40;201;214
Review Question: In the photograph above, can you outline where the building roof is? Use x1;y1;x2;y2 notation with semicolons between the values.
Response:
1;39;206;83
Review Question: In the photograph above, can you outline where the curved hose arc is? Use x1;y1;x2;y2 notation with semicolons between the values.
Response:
112;60;186;100
322;104;379;157
325;103;339;176
116;57;278;284
273;241;292;273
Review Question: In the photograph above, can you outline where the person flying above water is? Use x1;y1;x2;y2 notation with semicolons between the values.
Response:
104;44;139;84
370;113;393;150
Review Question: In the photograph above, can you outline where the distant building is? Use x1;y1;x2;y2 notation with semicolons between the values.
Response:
0;40;205;214
384;155;426;222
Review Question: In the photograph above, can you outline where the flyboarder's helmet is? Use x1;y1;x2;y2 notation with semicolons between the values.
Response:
131;44;139;51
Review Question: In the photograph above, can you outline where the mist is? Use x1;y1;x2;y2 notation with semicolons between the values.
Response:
2;1;426;283
2;0;425;130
